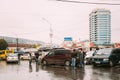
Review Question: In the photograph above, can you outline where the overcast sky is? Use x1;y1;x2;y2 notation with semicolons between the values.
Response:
0;0;120;44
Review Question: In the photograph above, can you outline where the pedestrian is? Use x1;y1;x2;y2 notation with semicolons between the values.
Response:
78;48;86;68
29;63;33;72
35;51;40;65
18;52;21;64
29;52;32;65
71;49;77;67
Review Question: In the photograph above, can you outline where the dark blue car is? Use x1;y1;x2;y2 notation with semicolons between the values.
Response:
92;48;120;67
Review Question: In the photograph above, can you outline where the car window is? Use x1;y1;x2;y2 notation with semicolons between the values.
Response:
62;50;71;54
54;50;71;55
55;50;63;55
111;48;120;54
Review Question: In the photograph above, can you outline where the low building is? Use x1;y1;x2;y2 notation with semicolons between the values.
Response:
0;36;44;50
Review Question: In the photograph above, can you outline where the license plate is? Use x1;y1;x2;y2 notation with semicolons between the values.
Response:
95;62;100;64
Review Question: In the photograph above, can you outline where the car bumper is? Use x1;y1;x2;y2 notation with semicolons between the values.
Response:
7;59;18;62
93;61;109;65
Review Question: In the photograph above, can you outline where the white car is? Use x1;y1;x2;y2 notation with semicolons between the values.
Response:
20;52;30;60
6;53;19;63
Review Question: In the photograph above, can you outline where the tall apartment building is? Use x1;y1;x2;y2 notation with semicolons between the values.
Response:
89;8;111;45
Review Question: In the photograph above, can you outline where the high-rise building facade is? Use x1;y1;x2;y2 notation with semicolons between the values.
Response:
89;8;111;45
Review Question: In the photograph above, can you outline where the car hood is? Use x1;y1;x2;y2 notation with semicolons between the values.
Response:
85;55;93;58
93;54;109;59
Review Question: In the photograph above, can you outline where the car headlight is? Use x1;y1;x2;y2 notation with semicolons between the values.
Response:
103;59;109;61
92;58;94;61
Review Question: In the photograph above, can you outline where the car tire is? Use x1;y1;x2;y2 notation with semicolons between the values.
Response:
65;61;71;66
42;60;47;66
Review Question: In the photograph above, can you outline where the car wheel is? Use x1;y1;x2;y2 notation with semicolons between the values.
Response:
42;60;47;66
65;61;71;66
109;61;114;67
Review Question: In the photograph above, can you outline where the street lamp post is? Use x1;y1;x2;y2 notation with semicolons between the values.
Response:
12;33;19;51
16;38;19;51
42;18;53;48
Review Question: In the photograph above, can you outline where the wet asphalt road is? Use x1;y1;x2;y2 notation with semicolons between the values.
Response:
0;60;120;80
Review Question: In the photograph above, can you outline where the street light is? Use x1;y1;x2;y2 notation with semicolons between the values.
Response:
12;33;19;51
42;18;53;48
16;37;19;51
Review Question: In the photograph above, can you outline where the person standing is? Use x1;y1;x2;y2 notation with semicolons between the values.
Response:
78;48;86;68
29;52;32;65
71;49;77;67
35;51;40;65
18;52;21;64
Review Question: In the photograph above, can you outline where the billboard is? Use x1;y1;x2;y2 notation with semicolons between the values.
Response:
64;37;72;41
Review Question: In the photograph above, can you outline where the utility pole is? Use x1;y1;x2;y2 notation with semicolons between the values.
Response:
50;26;53;48
16;38;19;51
42;18;53;48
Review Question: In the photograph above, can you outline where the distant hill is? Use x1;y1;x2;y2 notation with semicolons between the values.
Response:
0;36;44;45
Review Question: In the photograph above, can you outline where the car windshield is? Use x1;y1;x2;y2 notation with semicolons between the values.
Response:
86;51;94;55
96;48;112;55
86;51;95;57
47;52;54;56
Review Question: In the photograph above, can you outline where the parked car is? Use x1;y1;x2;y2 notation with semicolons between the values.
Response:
38;48;51;60
41;49;78;66
6;53;19;63
20;52;30;60
84;50;97;65
92;48;120;67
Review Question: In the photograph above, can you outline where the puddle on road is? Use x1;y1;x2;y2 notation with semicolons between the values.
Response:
0;61;120;80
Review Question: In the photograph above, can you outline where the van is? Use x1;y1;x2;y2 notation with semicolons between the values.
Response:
41;49;74;66
92;48;120;67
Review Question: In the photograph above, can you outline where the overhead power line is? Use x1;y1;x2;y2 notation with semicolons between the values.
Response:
54;0;120;5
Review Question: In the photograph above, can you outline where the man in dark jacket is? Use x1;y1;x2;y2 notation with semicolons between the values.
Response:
35;51;40;65
71;49;78;67
78;48;86;68
29;52;32;65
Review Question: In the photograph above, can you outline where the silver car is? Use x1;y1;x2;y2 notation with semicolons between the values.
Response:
6;53;19;63
20;52;30;60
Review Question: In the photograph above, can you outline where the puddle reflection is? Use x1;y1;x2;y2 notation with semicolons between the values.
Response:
41;65;86;80
29;63;39;72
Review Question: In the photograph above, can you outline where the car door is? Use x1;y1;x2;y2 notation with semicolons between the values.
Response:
53;50;62;64
54;50;71;65
44;52;55;64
